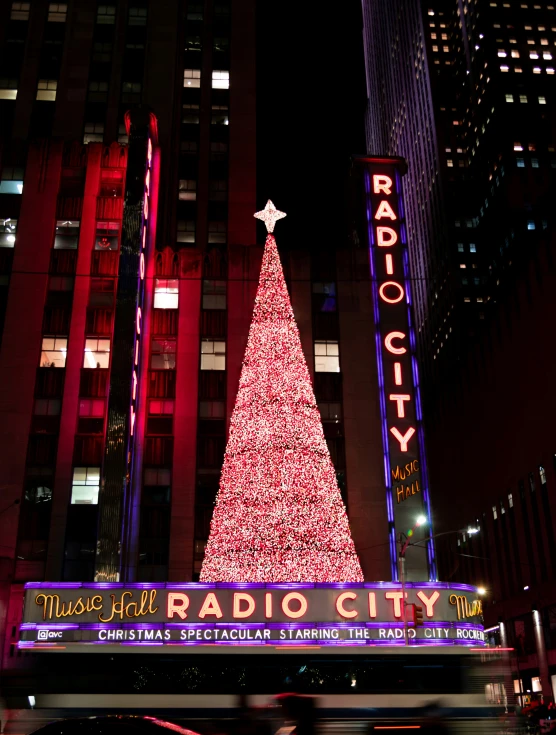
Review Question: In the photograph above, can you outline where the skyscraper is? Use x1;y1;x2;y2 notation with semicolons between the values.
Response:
362;0;556;700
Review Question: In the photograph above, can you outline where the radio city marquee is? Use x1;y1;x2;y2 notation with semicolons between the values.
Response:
19;583;484;650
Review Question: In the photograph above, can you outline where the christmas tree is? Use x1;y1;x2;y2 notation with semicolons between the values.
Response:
200;201;364;582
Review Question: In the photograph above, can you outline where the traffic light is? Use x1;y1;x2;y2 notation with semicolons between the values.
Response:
413;604;424;627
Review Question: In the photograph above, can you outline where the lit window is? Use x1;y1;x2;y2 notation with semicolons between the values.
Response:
36;79;57;101
540;466;547;484
470;243;477;252
527;39;535;44
53;220;79;249
492;506;497;520
0;218;17;248
498;50;507;57
200;339;226;370
34;398;61;416
95;221;119;250
83;338;110;368
71;467;100;504
0;79;17;101
477;297;483;302
312;282;337;312
432;45;439;52
527;221;536;230
212;70;229;89
178;179;197;201
447;159;454;166
199;400;225;419
96;5;116;24
154;279;179;309
519;95;528;103
314;340;340;373
464;297;471;302
83;122;104;143
500;65;509;72
457;243;464;252
530;51;540;59
149;399;174;415
509;38;517;44
41;336;68;368
177;219;195;244
211;104;229;125
11;2;30;20
539;96;547;104
442;46;449;52
544;52;553;59
511;51;520;58
533;67;542;73
48;3;67;21
532;158;539;168
515;67;523;73
184;69;201;88
514;143;523;151
431;33;437;39
508;493;513;508
79;399;105;417
505;94;514;102
441;33;447;40
151;338;176;370
202;279;226;310
547;68;555;74
128;6;147;24
460;263;467;269
208;221;227;244
541;38;549;45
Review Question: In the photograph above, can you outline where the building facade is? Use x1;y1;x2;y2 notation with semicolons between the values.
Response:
0;1;402;712
362;0;556;701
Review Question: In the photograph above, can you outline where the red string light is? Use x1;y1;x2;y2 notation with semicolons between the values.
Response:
200;233;364;582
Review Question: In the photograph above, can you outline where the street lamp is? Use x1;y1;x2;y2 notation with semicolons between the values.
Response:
399;515;428;645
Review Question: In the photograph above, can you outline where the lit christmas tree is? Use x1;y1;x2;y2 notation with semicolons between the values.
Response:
200;201;364;582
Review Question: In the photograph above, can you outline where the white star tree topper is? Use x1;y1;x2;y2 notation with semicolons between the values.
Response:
254;200;287;233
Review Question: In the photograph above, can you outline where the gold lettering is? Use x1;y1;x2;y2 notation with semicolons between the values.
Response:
98;590;158;623
397;486;404;503
449;594;483;620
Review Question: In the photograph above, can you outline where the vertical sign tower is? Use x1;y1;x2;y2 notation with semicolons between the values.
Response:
358;156;436;582
95;110;158;581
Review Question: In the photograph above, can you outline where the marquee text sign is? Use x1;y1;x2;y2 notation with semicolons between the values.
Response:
361;156;435;582
19;583;484;649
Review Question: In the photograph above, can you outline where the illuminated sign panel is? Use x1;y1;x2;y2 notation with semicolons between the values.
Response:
19;583;483;649
362;158;435;582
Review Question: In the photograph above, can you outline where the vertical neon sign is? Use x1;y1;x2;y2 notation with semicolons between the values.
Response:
360;157;436;582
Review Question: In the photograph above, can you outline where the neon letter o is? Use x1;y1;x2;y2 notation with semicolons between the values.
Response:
379;281;404;304
281;592;308;619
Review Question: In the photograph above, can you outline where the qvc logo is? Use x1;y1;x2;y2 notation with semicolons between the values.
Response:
37;630;62;640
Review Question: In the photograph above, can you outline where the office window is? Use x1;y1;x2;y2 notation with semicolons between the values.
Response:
511;51;520;58
447;159;454;167
34;398;61;416
11;2;30;20
517;158;525;167
212;71;229;89
154;279;179;309
500;65;509;72
200;340;226;370
470;243;477;252
314;340;340;373
515;67;523;73
211;105;229;125
54;220;80;249
548;68;556;75
460;263;467;269
92;42;112;63
97;5;116;23
505;94;514;102
540;466;547;485
208;221;226;244
520;95;528;103
36;79;57;101
539;96;547;104
48;3;67;21
544;52;553;59
209;179;227;200
312;282;337;312
117;123;128;144
83;122;104;143
457;243;464;252
83;338;110;369
177;220;195;244
508;493;513;508
0;79;18;101
492;505;498;520
0;167;23;195
182;104;200;124
41;336;67;368
202;280;226;310
78;399;105;417
178;179;197;201
532;158;539;168
180;140;198;155
533;67;542;74
122;82;141;102
71;467;100;504
149;399;174;415
95;222;119;251
88;81;108;101
184;69;201;88
527;221;536;230
498;50;507;57
210;142;228;160
199;400;225;419
0;219;17;248
151;338;176;370
128;6;147;24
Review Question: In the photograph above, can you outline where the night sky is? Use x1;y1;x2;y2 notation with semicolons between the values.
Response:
256;1;367;251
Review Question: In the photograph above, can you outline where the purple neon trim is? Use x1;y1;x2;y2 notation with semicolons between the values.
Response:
364;170;398;582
